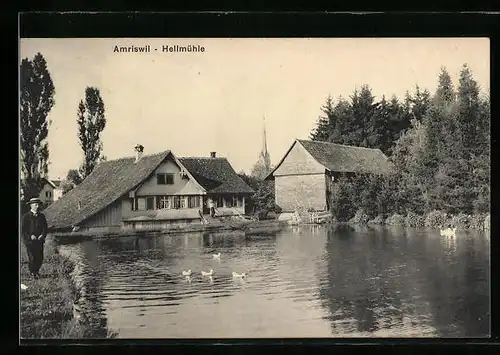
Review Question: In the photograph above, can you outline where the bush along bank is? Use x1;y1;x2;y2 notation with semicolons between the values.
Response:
346;209;490;231
20;238;116;339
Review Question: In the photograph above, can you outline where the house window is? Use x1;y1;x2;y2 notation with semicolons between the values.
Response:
180;196;186;209
146;197;155;210
137;198;146;211
157;173;174;185
157;196;171;209
216;196;224;208
232;196;239;208
45;191;51;198
188;196;200;208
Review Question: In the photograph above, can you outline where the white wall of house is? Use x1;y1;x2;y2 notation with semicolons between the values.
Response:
122;157;207;219
53;188;63;201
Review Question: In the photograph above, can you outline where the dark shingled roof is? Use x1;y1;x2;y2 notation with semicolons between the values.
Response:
267;139;393;178
178;157;254;194
298;139;393;174
51;179;62;188
43;151;170;229
43;152;253;230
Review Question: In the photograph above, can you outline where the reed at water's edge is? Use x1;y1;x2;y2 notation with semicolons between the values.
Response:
347;209;490;231
20;238;117;339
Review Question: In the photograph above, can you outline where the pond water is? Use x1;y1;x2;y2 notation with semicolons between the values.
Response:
56;225;490;338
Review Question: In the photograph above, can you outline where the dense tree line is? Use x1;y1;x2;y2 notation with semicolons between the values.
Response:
310;65;490;224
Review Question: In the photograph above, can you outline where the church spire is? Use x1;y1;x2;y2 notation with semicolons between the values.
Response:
262;115;268;156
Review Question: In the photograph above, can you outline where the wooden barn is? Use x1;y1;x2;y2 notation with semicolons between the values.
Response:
43;146;254;232
266;139;393;216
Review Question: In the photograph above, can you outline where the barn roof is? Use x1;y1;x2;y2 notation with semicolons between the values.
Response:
178;157;254;194
267;139;393;178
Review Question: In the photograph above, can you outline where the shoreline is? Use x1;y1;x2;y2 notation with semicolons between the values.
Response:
52;219;286;242
20;238;116;339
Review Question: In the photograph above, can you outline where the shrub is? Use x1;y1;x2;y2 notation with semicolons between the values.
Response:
405;211;425;228
469;214;486;230
484;214;490;230
424;210;448;228
386;213;405;226
450;213;471;229
349;208;370;225
368;215;386;225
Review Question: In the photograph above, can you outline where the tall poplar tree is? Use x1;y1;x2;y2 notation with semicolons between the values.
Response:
77;87;107;179
20;53;55;200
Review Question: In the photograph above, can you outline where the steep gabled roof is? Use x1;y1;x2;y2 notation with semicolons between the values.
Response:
43;151;171;229
179;157;254;194
267;139;393;179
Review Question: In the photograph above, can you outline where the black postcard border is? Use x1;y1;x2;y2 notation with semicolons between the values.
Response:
15;11;499;353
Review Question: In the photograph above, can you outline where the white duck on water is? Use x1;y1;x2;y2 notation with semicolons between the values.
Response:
212;252;221;260
21;283;28;291
201;269;214;277
182;270;192;277
232;272;246;279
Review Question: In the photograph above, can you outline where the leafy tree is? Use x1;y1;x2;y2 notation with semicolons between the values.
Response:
67;169;83;186
20;53;55;200
77;87;106;179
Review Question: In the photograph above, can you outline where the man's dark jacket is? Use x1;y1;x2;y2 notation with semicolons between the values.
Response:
21;211;48;245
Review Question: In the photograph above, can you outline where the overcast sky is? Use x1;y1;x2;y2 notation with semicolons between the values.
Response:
19;38;490;180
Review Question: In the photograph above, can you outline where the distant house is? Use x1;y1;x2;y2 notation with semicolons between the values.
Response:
266;139;393;214
43;146;254;232
38;178;57;205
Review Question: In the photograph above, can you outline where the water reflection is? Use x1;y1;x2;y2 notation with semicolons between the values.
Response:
57;225;489;338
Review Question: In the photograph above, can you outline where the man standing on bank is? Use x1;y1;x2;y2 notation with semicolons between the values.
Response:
21;198;48;279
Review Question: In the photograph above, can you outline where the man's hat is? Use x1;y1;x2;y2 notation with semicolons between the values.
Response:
26;197;42;205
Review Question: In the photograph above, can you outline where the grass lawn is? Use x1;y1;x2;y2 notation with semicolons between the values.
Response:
20;237;116;339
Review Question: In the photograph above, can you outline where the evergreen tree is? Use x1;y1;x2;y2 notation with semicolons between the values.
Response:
310;95;335;141
347;85;377;147
328;97;351;145
367;95;392;154
457;64;481;156
411;85;432;121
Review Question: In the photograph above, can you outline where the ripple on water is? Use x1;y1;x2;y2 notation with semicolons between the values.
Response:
59;227;490;338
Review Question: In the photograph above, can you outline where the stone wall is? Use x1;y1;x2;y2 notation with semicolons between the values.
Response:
275;174;327;212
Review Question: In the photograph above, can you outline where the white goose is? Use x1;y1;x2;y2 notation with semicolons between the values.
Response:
182;270;192;277
201;269;214;277
232;272;246;279
213;252;221;260
440;227;457;238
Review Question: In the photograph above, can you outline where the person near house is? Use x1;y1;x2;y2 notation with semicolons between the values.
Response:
21;198;48;279
208;198;216;218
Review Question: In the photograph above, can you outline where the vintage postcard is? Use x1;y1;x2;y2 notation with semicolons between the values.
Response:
19;36;490;340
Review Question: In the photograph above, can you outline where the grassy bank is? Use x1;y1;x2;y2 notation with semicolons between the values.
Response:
20;238;116;339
